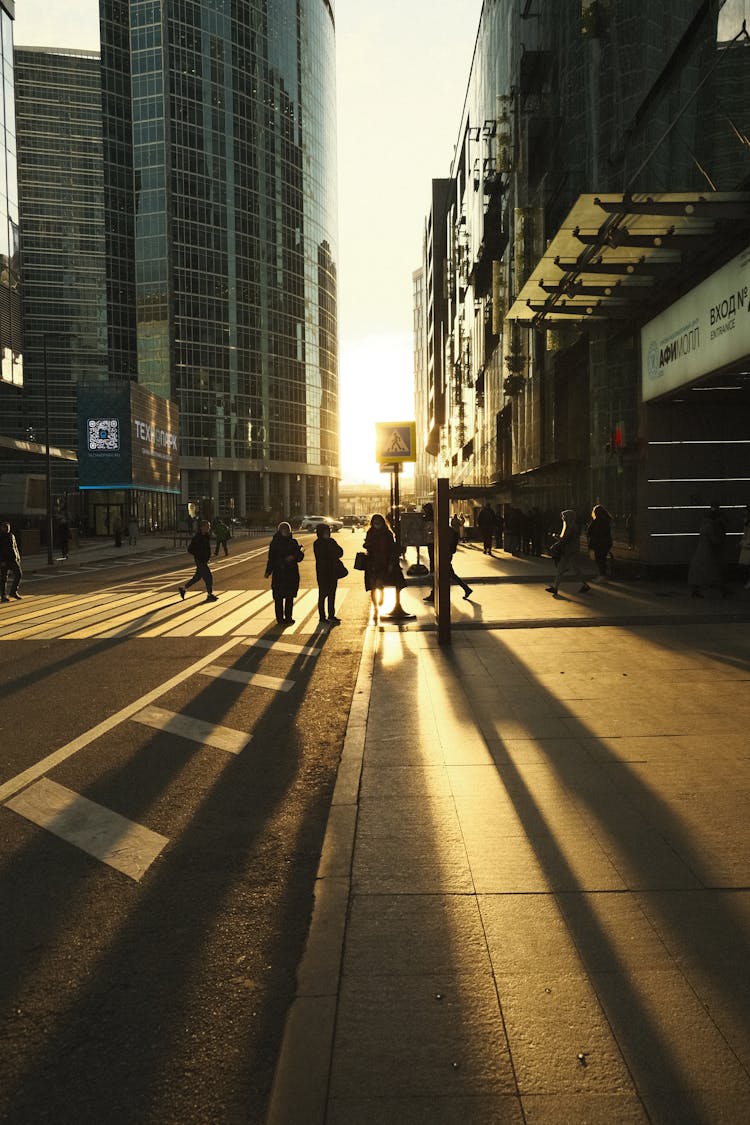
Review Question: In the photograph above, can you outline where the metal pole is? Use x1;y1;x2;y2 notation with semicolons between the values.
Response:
43;337;54;566
435;477;451;645
379;463;415;622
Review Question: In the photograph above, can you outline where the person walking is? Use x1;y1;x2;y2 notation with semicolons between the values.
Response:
0;520;23;601
688;505;728;597
477;503;496;555
113;514;123;548
546;509;591;597
424;522;473;603
265;521;304;624
179;519;218;603
213;517;230;556
587;504;613;579
738;505;750;590
128;516;139;546
57;519;71;560
362;513;404;622
422;502;435;573
313;522;344;624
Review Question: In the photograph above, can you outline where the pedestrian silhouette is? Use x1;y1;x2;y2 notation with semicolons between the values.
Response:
179;519;218;603
265;521;304;624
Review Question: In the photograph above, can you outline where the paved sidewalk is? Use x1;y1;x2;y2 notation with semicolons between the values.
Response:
268;547;750;1124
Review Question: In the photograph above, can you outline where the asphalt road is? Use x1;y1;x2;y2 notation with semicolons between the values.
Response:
0;536;368;1124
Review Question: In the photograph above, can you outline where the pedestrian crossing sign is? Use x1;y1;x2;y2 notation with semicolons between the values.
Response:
375;421;417;464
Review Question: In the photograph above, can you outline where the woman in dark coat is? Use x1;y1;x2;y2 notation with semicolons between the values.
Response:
265;521;305;624
587;504;613;578
313;522;344;624
362;513;404;620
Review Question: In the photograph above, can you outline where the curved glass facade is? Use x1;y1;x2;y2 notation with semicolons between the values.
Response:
119;0;338;519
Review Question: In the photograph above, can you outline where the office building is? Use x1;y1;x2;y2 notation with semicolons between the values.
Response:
100;0;340;524
0;0;21;396
13;47;107;501
418;0;750;567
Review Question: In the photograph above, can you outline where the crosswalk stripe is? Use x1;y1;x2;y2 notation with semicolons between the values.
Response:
199;664;295;691
66;590;185;639
196;589;270;636
0;587;349;640
132;703;248;754
247;637;323;656
5;778;168;882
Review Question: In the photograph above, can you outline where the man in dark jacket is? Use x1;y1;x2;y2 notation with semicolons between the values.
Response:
477;503;496;555
0;520;23;601
179;520;217;602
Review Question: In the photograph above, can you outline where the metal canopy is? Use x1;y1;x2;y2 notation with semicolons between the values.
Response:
506;192;750;326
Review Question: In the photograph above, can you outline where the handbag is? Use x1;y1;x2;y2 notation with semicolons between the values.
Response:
335;558;349;579
353;550;367;571
549;538;563;562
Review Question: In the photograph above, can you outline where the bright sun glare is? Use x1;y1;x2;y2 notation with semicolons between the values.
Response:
339;334;416;484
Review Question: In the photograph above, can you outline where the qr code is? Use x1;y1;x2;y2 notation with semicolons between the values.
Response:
88;418;120;451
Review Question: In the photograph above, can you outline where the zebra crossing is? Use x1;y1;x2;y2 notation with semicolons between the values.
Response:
1;589;349;878
0;584;350;641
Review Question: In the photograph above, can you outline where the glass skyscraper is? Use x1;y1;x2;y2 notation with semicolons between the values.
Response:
101;0;339;523
0;0;21;394
14;48;108;496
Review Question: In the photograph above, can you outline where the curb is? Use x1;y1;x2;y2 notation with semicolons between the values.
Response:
265;626;374;1125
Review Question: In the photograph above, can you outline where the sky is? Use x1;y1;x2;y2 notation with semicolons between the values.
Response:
12;0;484;483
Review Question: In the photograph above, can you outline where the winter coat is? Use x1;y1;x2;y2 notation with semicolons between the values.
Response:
187;530;212;565
558;510;581;558
313;535;344;590
0;529;20;565
265;532;304;596
363;524;405;591
587;513;613;554
687;514;724;588
738;520;750;567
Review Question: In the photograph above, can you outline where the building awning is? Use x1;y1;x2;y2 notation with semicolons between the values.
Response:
448;484;498;500
506;192;750;327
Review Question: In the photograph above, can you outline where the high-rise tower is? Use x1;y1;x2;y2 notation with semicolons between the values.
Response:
100;0;339;522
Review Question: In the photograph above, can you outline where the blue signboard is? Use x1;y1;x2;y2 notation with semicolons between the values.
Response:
78;383;180;493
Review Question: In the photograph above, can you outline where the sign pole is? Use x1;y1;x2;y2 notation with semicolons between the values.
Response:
435;477;451;645
376;422;416;622
379;463;415;622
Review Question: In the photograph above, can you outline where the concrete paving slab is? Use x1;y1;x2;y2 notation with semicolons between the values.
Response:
343;894;492;978
329;973;516;1101
496;970;635;1095
521;1093;650;1124
592;968;750;1098
327;1094;526;1124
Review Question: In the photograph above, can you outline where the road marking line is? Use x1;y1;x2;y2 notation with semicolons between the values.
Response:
155;589;250;637
132;704;248;754
65;590;189;639
0;635;243;804
2;590;159;640
245;637;322;656
196;590;270;636
199;664;294;692
5;778;168;881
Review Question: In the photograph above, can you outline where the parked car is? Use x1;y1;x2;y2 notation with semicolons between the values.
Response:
299;514;343;533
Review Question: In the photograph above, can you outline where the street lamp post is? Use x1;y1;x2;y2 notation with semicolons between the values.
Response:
42;336;54;566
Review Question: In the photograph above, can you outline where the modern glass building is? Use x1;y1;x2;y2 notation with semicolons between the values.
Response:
418;0;750;567
13;48;108;499
0;0;22;395
101;0;339;525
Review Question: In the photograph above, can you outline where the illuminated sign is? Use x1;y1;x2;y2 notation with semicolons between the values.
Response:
78;383;180;492
641;245;750;402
